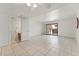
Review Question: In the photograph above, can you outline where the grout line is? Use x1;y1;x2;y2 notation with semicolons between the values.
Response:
18;43;30;56
11;45;16;56
1;47;2;56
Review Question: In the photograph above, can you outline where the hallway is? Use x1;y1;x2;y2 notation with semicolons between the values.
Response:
0;35;78;56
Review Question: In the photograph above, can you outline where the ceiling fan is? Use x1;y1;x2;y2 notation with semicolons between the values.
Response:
26;3;38;9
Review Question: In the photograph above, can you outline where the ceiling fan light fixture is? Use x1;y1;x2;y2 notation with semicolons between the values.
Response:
33;4;38;8
27;3;31;7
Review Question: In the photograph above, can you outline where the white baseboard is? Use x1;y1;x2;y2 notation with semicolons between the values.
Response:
58;35;75;39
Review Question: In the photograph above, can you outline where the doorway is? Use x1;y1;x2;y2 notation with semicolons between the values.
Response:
46;23;58;36
9;16;22;44
15;17;22;43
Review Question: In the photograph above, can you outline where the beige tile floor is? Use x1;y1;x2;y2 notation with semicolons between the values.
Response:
0;35;79;56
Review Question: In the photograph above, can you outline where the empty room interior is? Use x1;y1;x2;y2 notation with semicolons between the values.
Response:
0;3;79;56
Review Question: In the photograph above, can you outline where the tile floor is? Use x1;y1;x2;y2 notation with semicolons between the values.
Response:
0;35;79;56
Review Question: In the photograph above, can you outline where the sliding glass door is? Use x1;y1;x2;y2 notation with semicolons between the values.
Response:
46;23;58;36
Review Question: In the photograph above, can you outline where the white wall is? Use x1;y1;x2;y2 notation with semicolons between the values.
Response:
76;29;79;43
21;18;29;41
0;15;9;47
58;16;76;38
0;4;14;47
28;17;44;39
76;9;79;43
9;17;17;44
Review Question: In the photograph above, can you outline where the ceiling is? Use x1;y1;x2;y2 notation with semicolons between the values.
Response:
0;3;77;17
1;3;72;17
